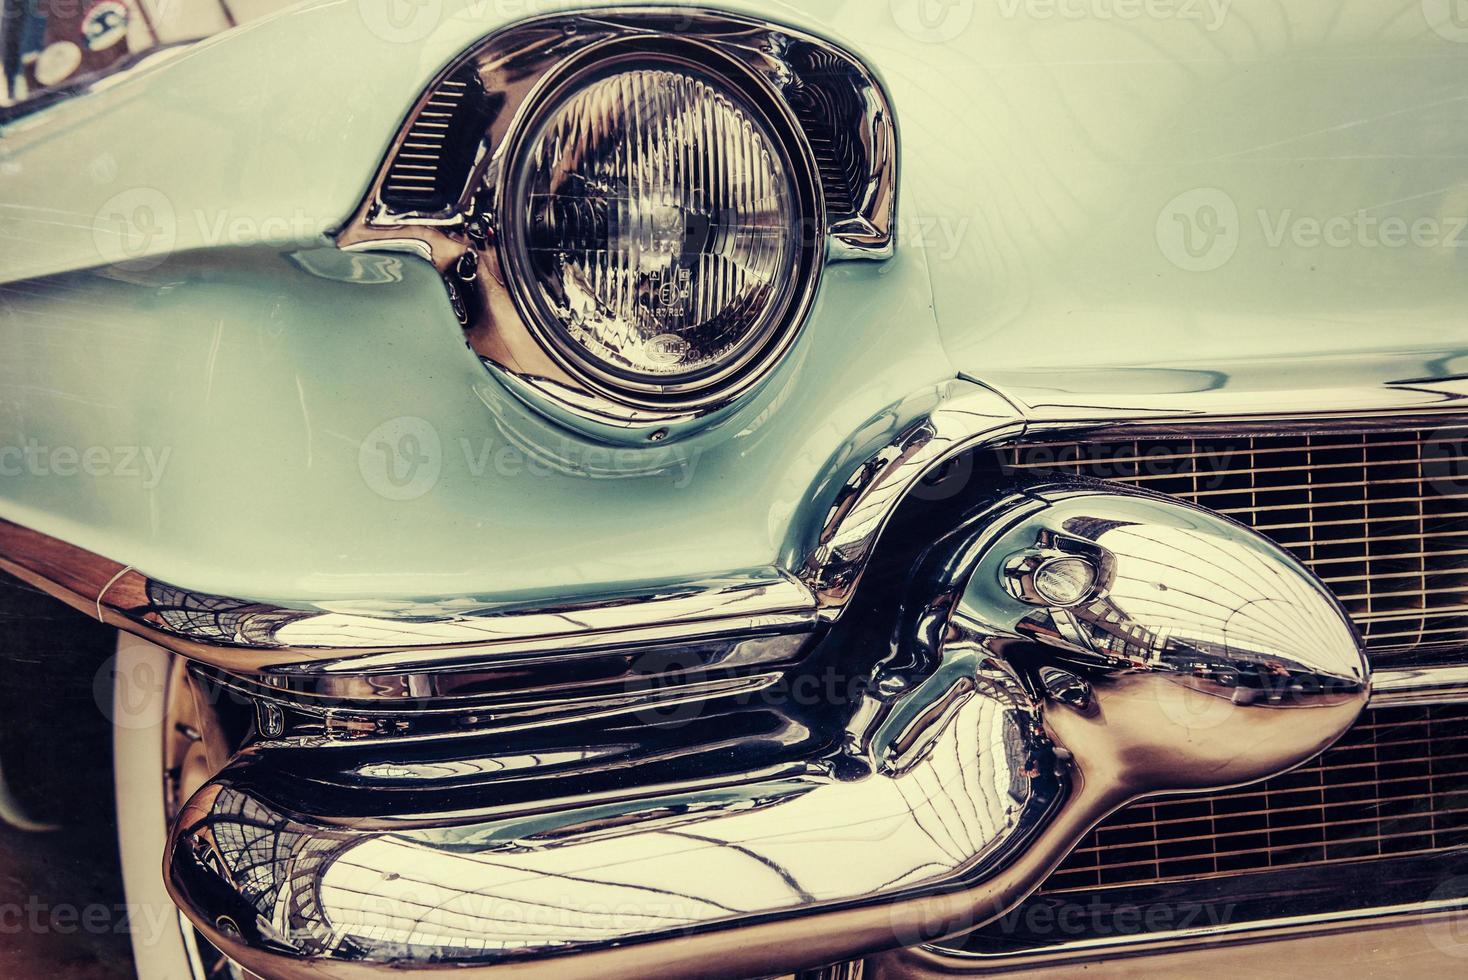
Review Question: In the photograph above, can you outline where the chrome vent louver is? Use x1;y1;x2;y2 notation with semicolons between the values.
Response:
379;66;493;214
784;46;868;217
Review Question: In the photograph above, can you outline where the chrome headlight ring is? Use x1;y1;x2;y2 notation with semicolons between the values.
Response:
495;37;825;410
338;8;897;438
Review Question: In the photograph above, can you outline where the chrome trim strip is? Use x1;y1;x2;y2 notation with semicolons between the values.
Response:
884;899;1468;975
206;668;791;746
102;566;816;672
0;518;816;674
998;375;1468;433
1367;665;1468;707
797;379;1027;615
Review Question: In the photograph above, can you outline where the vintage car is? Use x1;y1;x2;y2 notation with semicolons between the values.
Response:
1;0;1465;977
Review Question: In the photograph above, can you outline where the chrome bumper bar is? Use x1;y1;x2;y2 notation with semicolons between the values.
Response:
161;482;1368;978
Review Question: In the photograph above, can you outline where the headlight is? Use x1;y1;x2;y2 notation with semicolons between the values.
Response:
499;47;821;407
346;10;896;434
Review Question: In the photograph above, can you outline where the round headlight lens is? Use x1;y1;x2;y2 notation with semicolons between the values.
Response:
503;57;809;398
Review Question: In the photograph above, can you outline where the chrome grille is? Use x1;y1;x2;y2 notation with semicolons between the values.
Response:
1049;702;1468;890
1001;424;1468;655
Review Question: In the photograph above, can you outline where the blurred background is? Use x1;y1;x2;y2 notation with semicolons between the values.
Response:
0;571;133;978
2;0;296;110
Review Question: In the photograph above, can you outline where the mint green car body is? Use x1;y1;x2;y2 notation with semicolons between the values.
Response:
1;0;1464;608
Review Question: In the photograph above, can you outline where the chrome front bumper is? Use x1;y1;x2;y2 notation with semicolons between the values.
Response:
158;482;1369;978
16;384;1468;977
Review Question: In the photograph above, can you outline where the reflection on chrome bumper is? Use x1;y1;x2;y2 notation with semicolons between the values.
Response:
165;482;1367;978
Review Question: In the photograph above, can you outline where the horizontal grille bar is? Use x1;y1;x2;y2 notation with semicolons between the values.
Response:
1116;455;1468;483
1004;433;1468;468
1215;492;1468;516
1190;475;1466;498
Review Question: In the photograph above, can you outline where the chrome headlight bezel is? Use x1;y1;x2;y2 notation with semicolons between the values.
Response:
494;37;826;410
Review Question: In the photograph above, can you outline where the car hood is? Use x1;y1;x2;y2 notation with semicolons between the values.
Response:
858;2;1468;415
4;0;1465;413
